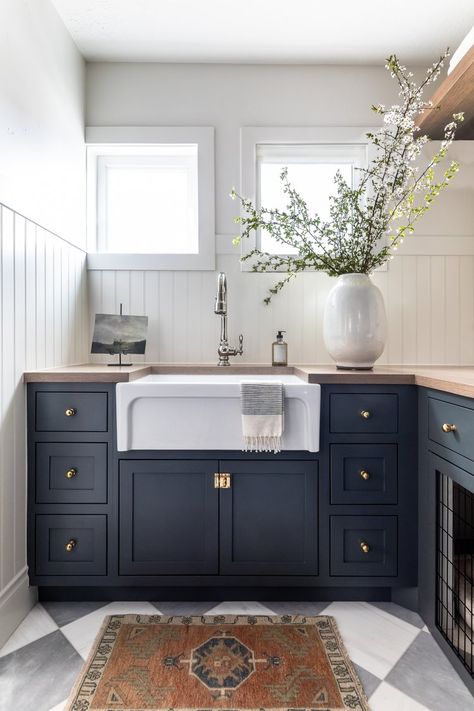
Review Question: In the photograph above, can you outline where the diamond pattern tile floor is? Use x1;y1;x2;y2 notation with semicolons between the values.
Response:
0;600;471;711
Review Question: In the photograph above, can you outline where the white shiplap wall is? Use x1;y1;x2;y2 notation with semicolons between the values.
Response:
88;250;474;366
0;203;88;645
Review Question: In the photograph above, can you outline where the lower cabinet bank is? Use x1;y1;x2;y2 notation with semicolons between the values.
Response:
27;383;418;598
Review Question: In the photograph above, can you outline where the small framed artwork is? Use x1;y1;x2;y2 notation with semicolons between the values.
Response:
91;306;148;366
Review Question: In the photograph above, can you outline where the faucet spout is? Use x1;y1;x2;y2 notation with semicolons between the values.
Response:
214;272;227;315
214;272;244;366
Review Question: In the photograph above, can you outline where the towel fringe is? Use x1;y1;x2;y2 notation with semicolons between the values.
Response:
243;434;282;454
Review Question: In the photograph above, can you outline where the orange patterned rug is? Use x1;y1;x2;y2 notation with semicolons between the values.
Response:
66;614;369;711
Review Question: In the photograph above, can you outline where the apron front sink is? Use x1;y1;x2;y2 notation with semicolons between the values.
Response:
116;374;320;452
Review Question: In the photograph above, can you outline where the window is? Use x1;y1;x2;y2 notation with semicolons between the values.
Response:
86;127;215;270
240;127;372;268
97;146;198;255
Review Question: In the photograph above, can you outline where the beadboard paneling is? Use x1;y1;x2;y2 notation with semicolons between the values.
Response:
0;203;88;627
88;251;474;366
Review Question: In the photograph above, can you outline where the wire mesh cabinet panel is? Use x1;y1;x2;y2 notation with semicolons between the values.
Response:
436;467;474;676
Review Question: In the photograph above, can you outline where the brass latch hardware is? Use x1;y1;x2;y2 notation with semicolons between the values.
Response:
360;410;371;419
65;468;77;479
65;539;77;552
214;472;231;489
360;541;370;554
65;408;77;417
360;469;370;481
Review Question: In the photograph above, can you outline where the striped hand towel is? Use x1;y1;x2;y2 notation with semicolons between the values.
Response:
240;381;284;453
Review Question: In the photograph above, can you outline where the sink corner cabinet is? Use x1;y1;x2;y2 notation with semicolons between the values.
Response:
27;382;418;600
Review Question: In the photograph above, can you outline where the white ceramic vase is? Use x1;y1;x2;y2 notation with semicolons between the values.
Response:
323;273;386;369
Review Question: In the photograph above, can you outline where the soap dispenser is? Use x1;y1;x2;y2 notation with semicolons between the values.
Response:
272;331;288;366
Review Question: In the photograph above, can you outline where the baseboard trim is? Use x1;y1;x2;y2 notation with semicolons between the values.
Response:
38;586;392;602
0;568;37;648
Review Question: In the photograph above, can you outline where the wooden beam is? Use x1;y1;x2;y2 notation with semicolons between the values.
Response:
416;45;474;140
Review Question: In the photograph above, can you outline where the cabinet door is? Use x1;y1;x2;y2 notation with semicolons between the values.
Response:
219;460;318;575
119;460;219;575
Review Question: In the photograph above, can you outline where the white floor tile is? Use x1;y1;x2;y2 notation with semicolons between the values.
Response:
0;603;58;658
370;681;431;710
323;601;420;679
204;601;276;616
60;601;157;659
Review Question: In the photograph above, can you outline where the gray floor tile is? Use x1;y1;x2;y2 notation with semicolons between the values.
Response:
352;662;382;698
41;600;109;627
370;601;425;629
386;630;474;711
261;601;330;616
0;630;83;711
151;601;218;615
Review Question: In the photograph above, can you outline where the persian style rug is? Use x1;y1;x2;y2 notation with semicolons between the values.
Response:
66;614;369;711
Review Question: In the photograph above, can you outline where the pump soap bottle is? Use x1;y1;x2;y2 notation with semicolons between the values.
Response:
272;331;288;366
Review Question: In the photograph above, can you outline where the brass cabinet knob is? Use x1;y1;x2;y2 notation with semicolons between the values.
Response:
65;539;76;552
360;410;371;419
360;469;370;481
65;468;77;479
442;423;456;433
360;541;370;554
65;408;76;417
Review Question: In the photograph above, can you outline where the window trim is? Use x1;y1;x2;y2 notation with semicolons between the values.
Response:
239;126;378;272
86;126;215;271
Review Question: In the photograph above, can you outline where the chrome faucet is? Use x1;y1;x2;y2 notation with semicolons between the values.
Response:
214;272;244;366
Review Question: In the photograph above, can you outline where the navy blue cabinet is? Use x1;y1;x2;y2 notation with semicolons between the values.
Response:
428;396;474;462
35;391;108;432
330;515;398;577
35;514;107;576
119;459;318;577
330;393;399;434
330;444;398;505
119;460;219;575
27;381;417;595
35;442;107;504
418;388;474;692
219;460;318;575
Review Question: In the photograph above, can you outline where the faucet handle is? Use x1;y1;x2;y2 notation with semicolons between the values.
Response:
238;334;244;355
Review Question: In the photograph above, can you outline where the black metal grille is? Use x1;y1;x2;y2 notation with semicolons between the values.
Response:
436;472;474;676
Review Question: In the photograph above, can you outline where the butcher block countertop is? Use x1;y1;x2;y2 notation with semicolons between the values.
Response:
22;363;474;399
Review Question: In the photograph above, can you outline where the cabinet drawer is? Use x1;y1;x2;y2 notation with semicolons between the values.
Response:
35;514;106;576
330;393;398;434
330;515;397;576
428;397;474;462
331;444;398;505
35;391;108;432
35;443;107;504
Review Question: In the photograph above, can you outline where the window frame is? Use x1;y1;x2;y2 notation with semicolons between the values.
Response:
239;126;378;272
86;126;215;271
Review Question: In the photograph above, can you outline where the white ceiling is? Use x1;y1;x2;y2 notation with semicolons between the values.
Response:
50;0;474;65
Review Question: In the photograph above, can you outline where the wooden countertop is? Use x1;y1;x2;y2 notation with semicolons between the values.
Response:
22;363;474;398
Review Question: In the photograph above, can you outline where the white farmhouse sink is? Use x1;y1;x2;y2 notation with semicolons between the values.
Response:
116;374;320;452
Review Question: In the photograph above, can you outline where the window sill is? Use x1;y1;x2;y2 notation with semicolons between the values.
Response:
86;252;216;271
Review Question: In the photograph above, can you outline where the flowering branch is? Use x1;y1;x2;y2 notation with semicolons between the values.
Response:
232;51;463;302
